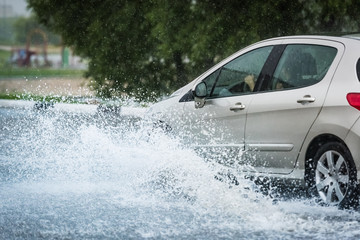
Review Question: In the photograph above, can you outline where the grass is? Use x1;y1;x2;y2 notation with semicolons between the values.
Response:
0;93;19;100
0;46;90;103
0;49;10;60
0;49;11;68
0;68;85;79
0;92;94;104
0;48;85;79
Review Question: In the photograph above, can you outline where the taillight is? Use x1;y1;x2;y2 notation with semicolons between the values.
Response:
347;93;360;111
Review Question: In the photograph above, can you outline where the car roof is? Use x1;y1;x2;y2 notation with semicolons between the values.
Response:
191;34;360;88
264;35;360;44
342;34;360;41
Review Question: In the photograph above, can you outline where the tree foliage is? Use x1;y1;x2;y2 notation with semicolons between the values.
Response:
27;0;360;101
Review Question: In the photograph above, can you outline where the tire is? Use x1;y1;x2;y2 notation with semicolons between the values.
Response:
308;142;359;208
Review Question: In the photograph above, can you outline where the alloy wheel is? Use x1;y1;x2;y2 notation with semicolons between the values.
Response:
315;150;350;205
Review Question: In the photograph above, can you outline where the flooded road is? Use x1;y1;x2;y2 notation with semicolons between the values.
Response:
1;100;360;239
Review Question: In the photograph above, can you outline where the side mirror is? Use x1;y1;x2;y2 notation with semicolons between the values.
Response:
193;82;207;109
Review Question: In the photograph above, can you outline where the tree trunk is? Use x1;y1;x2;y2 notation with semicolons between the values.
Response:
173;51;187;89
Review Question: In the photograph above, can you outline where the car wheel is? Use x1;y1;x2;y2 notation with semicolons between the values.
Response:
310;142;359;208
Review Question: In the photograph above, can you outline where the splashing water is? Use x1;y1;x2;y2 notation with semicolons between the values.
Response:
1;101;360;239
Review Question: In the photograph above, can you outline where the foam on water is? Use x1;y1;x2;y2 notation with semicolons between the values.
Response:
1;104;360;239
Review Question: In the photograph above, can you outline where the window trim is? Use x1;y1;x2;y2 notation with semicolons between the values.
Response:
357;58;360;82
256;45;286;92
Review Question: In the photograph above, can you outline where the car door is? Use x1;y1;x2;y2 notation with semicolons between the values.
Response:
182;45;274;166
244;40;345;174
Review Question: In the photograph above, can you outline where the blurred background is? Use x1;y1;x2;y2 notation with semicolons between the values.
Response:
0;0;359;103
0;0;90;102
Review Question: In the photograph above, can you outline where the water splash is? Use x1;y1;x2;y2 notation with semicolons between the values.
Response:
1;103;360;239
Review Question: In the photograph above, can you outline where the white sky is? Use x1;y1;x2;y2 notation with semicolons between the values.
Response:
1;0;30;16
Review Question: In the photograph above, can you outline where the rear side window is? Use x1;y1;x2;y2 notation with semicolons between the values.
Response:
269;44;337;90
357;58;360;81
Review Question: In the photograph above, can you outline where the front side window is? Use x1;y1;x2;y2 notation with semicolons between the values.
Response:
269;44;337;91
209;46;273;98
203;69;220;96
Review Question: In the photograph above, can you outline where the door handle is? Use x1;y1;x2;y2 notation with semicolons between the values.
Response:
297;95;316;104
230;102;246;111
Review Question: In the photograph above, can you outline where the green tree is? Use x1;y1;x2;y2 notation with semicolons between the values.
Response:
146;1;195;90
27;0;360;102
303;0;360;34
28;0;166;101
186;1;305;72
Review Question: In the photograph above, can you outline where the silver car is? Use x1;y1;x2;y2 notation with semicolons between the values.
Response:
147;35;360;208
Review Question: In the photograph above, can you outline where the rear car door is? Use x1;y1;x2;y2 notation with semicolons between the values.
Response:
244;39;345;174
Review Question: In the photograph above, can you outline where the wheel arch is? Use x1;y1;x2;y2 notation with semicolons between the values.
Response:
304;133;353;186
